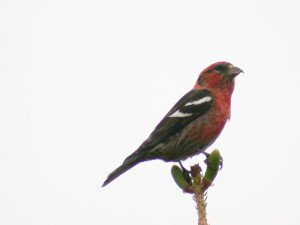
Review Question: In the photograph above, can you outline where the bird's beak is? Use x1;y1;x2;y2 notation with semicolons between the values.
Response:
230;66;244;78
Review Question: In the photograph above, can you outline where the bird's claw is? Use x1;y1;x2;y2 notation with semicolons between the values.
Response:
178;161;192;185
203;152;223;170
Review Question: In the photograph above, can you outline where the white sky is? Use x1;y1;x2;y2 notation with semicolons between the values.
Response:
1;0;300;225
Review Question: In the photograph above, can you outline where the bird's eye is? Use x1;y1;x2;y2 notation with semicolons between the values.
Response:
214;64;227;72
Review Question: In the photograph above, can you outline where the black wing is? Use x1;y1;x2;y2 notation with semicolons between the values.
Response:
140;89;213;151
102;89;213;186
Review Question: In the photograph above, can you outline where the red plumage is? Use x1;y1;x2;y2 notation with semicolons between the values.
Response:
102;61;243;186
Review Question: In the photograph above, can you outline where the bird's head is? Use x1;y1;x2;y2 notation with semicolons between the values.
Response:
195;62;243;91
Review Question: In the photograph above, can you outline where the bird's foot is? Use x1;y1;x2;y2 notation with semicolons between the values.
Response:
203;152;223;170
178;161;192;185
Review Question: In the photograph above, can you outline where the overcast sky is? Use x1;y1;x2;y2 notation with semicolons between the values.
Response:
1;0;300;225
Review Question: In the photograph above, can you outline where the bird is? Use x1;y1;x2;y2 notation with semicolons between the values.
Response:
102;61;243;187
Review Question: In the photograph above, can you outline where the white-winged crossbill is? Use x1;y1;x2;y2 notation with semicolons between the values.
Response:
102;61;243;187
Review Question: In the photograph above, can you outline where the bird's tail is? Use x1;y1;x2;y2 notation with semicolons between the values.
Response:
102;152;147;187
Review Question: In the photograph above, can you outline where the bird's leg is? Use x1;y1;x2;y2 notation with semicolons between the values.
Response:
203;152;210;165
203;151;223;170
178;161;192;185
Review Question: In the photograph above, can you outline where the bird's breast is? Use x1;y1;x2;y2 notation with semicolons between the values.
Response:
190;92;231;145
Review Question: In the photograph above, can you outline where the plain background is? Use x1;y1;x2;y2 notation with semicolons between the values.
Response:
1;0;300;225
